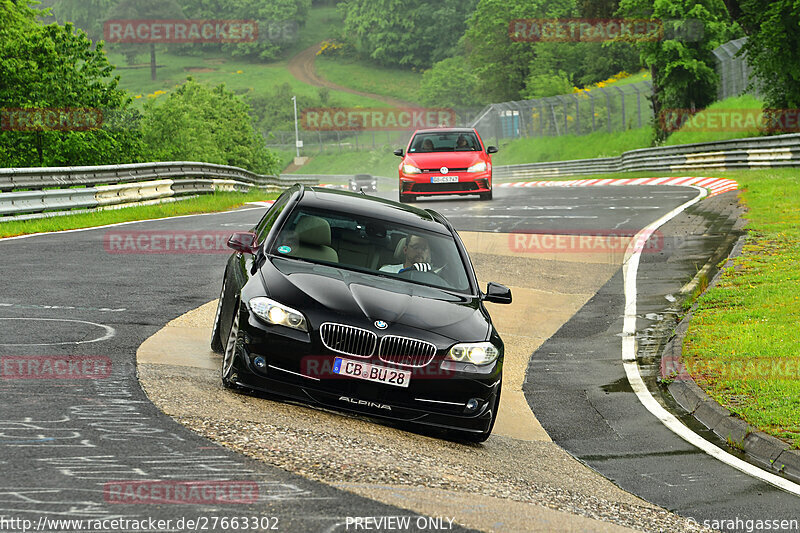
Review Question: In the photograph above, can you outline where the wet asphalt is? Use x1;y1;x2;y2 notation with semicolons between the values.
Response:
0;185;796;532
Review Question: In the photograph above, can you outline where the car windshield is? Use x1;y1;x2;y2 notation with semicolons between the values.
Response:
269;207;472;292
409;132;480;153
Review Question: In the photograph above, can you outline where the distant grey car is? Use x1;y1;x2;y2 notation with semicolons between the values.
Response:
349;174;377;193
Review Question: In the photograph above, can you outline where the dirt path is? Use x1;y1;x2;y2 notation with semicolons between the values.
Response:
287;43;416;108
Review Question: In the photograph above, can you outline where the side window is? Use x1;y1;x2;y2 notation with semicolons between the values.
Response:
255;193;290;242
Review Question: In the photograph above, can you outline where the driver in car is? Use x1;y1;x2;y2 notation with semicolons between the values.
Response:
380;234;433;273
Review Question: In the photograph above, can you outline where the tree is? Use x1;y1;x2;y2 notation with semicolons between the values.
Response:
51;0;118;41
106;0;185;79
419;58;482;108
462;0;576;102
141;79;280;175
338;0;478;69
617;0;740;142
175;0;311;61
0;0;143;167
721;0;800;108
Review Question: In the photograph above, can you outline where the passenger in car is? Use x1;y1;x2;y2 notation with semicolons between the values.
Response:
455;135;472;150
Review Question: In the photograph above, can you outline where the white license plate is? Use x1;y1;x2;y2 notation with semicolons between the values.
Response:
333;357;410;388
431;176;458;183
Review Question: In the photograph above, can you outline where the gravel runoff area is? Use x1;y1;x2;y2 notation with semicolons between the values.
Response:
138;363;712;533
137;235;716;533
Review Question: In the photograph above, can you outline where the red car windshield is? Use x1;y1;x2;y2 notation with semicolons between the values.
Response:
409;132;480;153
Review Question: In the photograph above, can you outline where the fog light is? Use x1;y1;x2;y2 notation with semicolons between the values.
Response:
253;356;266;369
465;398;480;413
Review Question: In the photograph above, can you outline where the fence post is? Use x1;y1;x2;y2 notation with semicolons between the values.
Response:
615;86;626;130
571;94;580;135
597;87;612;132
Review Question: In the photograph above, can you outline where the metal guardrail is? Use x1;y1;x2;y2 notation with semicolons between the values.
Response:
0;161;317;192
0;161;319;219
494;133;800;180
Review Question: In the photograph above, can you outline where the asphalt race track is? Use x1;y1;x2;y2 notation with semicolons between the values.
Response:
1;184;798;532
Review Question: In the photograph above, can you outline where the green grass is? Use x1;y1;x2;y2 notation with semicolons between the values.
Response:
604;70;649;87
664;94;765;146
290;150;399;177
679;168;800;448
109;51;389;109
271;149;296;171
492;127;653;165
315;56;422;104
283;6;343;58
0;190;277;238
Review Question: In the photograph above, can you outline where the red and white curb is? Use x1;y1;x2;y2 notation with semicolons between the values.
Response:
245;200;276;207
497;177;738;197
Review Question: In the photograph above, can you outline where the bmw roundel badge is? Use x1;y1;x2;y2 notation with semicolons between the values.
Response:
374;320;388;330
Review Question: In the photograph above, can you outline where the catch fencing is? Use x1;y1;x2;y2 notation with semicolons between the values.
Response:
471;80;655;144
712;37;761;100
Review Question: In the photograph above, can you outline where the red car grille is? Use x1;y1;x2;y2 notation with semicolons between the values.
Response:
411;182;479;193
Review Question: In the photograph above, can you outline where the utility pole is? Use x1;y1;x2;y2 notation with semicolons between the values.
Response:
292;96;300;159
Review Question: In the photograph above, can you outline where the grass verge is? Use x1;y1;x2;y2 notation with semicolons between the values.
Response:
492;127;653;165
0;190;277;239
680;168;800;449
290;150;399;177
664;94;765;146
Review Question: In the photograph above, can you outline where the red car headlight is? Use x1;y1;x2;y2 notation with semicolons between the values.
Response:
467;161;487;173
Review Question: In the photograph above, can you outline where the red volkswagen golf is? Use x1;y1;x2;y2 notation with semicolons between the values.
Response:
394;128;497;203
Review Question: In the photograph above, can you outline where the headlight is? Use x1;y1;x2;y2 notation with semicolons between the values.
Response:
467;161;487;173
249;297;308;332
402;164;421;174
446;342;499;365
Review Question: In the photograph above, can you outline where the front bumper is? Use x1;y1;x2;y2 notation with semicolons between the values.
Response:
231;310;502;434
399;171;492;197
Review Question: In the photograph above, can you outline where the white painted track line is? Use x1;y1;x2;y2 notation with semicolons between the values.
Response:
621;185;800;497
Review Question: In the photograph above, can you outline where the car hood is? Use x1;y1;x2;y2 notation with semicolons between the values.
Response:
262;258;489;342
404;152;485;169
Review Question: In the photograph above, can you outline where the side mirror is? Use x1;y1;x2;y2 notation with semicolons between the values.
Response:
227;232;258;254
486;146;498;154
483;282;512;304
393;148;404;157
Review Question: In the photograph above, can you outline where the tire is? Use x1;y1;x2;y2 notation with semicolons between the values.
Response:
459;382;501;443
209;279;226;353
399;193;412;203
479;189;493;201
221;307;242;390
